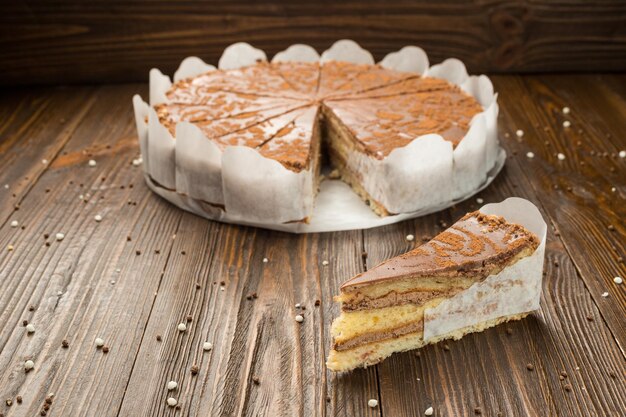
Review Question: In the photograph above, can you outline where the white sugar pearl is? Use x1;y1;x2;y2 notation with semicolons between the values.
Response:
295;315;304;323
563;121;571;128
557;153;566;161
425;407;434;416
10;220;18;228
177;323;187;332
515;129;524;138
26;324;35;333
55;233;65;241
601;292;609;297
203;342;213;351
526;152;535;159
262;257;269;263
167;380;178;390
322;260;329;266
132;157;143;166
562;107;570;114
614;277;623;285
167;397;177;407
95;338;104;347
619;150;626;158
611;187;616;192
406;234;415;242
7;244;14;251
476;198;484;204
295;303;301;308
24;360;34;371
94;214;103;222
88;160;97;167
368;399;378;408
42;159;48;164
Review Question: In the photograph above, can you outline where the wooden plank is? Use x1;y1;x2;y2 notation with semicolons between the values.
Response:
0;84;187;416
0;87;97;224
493;74;626;348
2;1;626;85
118;220;380;416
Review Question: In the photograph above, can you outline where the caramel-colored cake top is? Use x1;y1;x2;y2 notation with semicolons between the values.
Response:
341;212;539;290
154;60;484;171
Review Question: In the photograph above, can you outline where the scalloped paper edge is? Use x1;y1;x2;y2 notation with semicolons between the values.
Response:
135;40;504;232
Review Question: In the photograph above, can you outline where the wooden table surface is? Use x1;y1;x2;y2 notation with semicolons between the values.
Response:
0;74;624;417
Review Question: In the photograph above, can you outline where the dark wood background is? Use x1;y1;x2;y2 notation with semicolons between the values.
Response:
2;0;626;86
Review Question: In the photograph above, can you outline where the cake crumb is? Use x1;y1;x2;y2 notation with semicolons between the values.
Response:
367;399;378;408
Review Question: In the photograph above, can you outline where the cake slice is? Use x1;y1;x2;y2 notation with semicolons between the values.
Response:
322;84;484;216
327;210;542;372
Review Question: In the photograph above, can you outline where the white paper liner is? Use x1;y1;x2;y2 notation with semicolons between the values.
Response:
134;40;505;232
423;198;547;341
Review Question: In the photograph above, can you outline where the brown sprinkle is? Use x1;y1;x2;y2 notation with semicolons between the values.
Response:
586;315;594;322
526;363;534;371
186;315;193;322
156;335;162;341
126;236;132;241
195;283;201;289
135;250;141;256
29;305;35;312
252;376;260;385
474;407;482;415
608;225;615;231
181;251;186;255
155;249;160;254
564;384;572;392
443;344;450;352
43;403;50;411
22;319;29;326
190;365;199;375
5;399;12;406
40;410;47;416
315;299;321;306
16;396;22;404
102;346;110;353
62;339;69;348
506;327;513;335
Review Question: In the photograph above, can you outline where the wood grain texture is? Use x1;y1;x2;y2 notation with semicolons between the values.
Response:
0;75;625;417
2;1;626;86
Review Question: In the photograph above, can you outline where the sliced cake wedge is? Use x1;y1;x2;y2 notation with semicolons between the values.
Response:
327;198;546;372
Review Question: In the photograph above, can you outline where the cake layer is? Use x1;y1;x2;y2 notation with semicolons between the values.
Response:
342;212;540;291
327;311;530;372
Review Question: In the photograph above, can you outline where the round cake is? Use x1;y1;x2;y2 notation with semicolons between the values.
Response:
133;42;500;227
